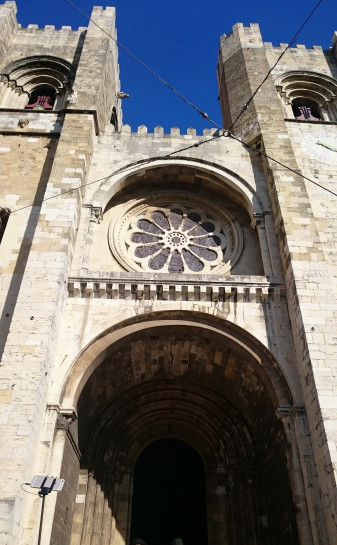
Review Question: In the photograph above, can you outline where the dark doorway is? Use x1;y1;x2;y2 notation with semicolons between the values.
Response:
130;439;208;545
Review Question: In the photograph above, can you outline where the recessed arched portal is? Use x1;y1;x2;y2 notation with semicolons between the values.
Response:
130;439;207;545
54;313;302;545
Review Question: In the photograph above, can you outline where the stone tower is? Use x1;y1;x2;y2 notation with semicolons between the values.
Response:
0;2;337;545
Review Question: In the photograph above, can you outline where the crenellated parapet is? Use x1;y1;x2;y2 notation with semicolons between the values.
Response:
120;124;220;137
263;41;323;52
23;24;87;32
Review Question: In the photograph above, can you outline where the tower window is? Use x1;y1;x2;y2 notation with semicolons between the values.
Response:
275;71;337;123
25;87;56;110
1;56;73;110
292;99;320;121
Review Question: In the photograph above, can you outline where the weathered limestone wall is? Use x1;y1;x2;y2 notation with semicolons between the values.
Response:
55;122;297;402
0;114;95;545
0;3;121;544
0;1;18;59
72;125;269;276
0;130;58;541
0;2;336;544
265;41;337;80
219;23;337;544
50;424;80;545
286;121;337;290
69;6;121;132
0;5;87;78
53;283;298;398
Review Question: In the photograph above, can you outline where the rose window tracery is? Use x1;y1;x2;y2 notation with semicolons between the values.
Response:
125;206;227;273
109;198;243;275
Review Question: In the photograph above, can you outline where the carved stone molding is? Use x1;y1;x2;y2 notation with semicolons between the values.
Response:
56;409;77;431
90;206;103;224
18;118;29;128
68;278;285;304
251;213;265;229
56;409;81;459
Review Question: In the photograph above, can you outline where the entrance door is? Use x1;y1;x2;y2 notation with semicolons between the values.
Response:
130;439;208;545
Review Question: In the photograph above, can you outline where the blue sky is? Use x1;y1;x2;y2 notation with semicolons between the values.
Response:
13;0;336;133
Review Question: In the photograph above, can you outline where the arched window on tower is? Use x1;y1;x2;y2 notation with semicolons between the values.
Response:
275;71;337;122
0;208;11;244
0;56;73;110
25;86;56;110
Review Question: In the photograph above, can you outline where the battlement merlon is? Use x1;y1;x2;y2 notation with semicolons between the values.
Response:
0;1;18;58
220;21;337;59
89;5;117;36
219;23;263;61
67;4;121;133
120;124;218;137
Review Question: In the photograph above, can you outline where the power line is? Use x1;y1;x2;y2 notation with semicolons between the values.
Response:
64;0;223;131
228;0;324;131
61;0;335;198
65;0;323;137
3;126;336;224
226;131;337;198
2;0;335;223
2;132;224;219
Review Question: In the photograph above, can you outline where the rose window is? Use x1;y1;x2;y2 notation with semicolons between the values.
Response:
125;206;227;273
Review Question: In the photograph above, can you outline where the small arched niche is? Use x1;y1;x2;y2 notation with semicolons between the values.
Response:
291;97;321;121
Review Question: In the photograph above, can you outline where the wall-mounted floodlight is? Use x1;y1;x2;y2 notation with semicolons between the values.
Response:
30;475;65;493
30;475;65;545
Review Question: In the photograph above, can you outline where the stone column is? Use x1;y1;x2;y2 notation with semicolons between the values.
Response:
45;410;79;545
76;466;119;545
206;468;229;545
81;206;102;272
101;476;114;545
80;471;97;545
277;406;328;545
252;213;273;277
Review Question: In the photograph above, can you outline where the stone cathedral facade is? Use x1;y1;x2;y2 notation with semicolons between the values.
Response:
1;1;337;544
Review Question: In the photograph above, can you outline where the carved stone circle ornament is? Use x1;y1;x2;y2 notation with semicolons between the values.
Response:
109;198;243;275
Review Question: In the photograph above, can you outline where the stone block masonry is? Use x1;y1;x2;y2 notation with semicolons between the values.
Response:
0;3;337;545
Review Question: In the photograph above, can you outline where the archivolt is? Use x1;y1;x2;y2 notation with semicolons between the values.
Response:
91;157;265;221
60;310;293;413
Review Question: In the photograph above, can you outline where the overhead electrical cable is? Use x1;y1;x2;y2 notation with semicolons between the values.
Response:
65;0;324;136
2;0;334;224
226;131;337;197
64;0;223;131
2;132;224;219
3;127;336;224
